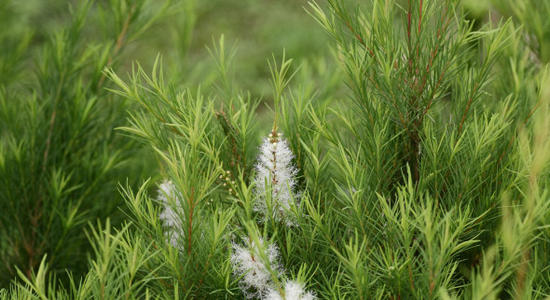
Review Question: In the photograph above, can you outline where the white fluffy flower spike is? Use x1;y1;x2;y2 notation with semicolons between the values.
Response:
157;180;184;249
254;130;300;225
265;280;317;300
231;236;282;299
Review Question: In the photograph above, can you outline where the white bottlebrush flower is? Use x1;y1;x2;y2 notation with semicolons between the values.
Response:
254;131;300;225
157;180;184;249
231;236;283;299
265;280;317;300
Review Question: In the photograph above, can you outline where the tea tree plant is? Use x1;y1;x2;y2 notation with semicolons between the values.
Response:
1;0;550;299
0;0;171;287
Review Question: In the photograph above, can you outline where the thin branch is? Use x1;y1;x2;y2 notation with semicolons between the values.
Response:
458;82;480;136
97;5;136;89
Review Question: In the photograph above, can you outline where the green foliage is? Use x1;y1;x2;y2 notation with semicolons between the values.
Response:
0;0;171;287
1;0;550;299
492;0;550;63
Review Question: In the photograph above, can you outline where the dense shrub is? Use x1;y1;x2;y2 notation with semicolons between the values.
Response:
1;0;549;299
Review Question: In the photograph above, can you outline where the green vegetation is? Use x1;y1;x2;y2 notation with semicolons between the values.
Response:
0;0;549;299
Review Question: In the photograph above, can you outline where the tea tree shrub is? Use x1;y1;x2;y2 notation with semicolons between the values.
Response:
1;0;550;299
0;0;172;287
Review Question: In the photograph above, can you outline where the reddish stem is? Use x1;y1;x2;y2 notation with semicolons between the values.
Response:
458;83;480;136
344;21;375;57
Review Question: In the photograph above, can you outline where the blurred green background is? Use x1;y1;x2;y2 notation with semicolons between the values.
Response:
2;0;503;102
2;0;331;97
